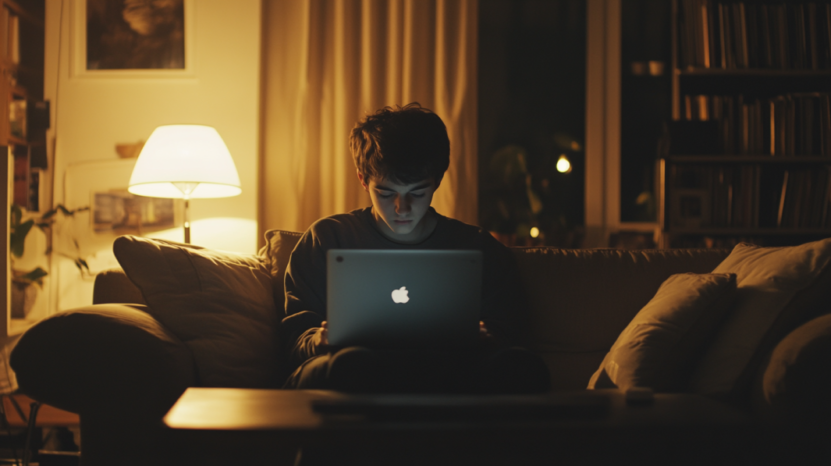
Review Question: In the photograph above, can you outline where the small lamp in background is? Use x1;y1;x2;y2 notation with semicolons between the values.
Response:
556;154;572;174
128;125;241;244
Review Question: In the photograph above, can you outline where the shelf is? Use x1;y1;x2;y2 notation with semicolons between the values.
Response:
665;156;831;164
0;59;42;78
665;228;831;236
677;68;831;77
677;73;831;95
2;0;44;29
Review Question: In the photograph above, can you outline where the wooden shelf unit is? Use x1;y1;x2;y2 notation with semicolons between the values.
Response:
660;0;831;249
1;0;43;337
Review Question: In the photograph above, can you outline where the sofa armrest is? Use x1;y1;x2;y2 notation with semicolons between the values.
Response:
93;269;146;305
10;304;195;422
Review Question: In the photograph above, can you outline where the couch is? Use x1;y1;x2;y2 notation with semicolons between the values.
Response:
10;231;831;465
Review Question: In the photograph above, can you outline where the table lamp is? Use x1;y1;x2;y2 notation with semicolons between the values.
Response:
128;125;241;244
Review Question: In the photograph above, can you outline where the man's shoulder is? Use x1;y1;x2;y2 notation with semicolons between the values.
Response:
436;215;506;250
296;207;379;251
306;207;371;235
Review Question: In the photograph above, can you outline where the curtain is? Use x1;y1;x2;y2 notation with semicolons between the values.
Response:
259;0;478;238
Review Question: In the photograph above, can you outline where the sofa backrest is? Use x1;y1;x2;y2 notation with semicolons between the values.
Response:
512;247;731;391
94;232;733;392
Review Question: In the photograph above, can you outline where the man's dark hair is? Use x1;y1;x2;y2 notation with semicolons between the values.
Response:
350;102;450;185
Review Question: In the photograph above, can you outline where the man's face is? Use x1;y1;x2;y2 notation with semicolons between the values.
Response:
359;173;438;242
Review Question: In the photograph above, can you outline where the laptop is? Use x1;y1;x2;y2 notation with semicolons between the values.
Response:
326;249;482;349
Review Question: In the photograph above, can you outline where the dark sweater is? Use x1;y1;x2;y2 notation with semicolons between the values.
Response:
281;207;526;371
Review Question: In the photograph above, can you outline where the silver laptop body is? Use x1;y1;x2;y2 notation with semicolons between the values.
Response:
326;249;482;349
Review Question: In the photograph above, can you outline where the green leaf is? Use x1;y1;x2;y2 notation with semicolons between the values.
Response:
74;258;90;274
19;267;48;286
40;208;58;220
10;219;34;258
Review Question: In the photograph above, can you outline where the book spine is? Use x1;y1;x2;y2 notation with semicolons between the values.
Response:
823;167;831;227
739;2;749;68
701;0;711;68
760;4;773;68
777;4;789;69
822;94;831;156
778;170;789;227
719;3;729;69
808;3;819;70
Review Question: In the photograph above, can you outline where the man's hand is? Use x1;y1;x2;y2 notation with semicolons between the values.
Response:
313;321;329;349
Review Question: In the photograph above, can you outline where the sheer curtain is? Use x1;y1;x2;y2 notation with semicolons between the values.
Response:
259;0;478;238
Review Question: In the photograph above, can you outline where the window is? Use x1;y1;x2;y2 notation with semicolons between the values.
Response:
478;0;586;247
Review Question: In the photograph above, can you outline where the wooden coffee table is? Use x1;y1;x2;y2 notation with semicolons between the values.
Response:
162;388;778;465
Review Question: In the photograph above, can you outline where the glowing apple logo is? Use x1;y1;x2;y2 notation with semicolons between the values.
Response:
391;286;410;304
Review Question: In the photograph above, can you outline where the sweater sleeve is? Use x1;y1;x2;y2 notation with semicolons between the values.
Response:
479;233;527;346
282;228;328;369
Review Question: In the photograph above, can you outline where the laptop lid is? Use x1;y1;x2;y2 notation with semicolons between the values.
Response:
326;249;482;349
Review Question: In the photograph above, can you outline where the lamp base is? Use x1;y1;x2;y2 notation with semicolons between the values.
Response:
184;198;191;244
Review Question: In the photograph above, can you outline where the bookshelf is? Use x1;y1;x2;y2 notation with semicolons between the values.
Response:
0;0;44;336
659;0;831;248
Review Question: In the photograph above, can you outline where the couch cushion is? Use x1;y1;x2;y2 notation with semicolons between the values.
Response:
690;238;831;400
113;236;279;388
258;229;303;312
512;247;731;391
762;314;831;422
587;273;736;392
93;268;146;305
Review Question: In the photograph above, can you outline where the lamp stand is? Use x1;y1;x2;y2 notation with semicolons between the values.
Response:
184;198;191;244
174;182;198;245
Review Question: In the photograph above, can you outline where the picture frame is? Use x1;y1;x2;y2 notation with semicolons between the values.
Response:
92;189;175;233
70;0;196;78
670;189;712;229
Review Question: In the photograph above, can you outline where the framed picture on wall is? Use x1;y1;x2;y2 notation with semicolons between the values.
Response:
70;0;195;78
92;189;175;233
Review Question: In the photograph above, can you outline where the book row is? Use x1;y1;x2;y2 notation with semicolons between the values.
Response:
678;0;831;70
681;92;831;156
670;164;831;229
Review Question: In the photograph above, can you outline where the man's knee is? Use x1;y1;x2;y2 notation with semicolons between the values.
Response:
327;347;385;392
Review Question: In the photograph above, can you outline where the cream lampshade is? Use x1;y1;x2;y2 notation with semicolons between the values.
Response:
128;125;241;243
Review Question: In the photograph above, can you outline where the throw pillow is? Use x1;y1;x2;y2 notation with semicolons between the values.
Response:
587;272;737;392
762;313;831;421
258;229;303;312
689;238;831;400
113;236;279;388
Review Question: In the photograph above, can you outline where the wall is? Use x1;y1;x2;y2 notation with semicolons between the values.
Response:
43;0;262;313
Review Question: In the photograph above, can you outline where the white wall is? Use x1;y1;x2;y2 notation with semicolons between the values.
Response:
44;0;262;313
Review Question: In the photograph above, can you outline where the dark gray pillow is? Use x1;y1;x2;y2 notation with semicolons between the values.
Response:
763;313;831;422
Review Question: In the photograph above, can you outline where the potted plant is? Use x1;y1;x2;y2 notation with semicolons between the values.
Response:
9;204;90;318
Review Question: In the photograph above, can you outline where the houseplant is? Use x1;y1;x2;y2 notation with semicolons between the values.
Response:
10;204;90;318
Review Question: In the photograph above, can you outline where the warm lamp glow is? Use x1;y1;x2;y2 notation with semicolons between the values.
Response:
556;154;572;174
128;125;242;244
530;227;540;238
128;125;241;199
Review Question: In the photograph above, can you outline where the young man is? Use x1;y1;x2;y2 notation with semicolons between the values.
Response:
281;103;549;393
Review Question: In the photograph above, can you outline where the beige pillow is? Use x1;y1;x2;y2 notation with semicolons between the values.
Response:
258;229;303;313
114;236;279;388
587;273;736;392
690;238;831;399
